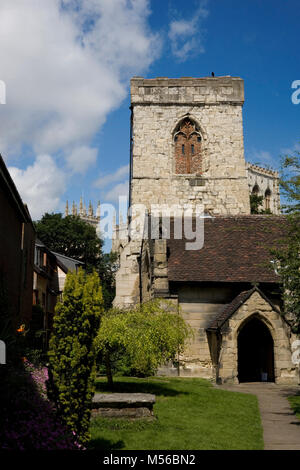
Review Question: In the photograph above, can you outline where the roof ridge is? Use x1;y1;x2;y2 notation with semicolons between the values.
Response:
51;251;84;264
207;286;282;331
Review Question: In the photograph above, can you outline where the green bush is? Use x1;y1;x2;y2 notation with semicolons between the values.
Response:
96;299;192;386
46;268;103;445
24;305;47;366
97;347;133;378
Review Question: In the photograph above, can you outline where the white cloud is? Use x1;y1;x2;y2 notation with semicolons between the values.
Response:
248;144;300;171
93;164;129;203
66;146;98;174
280;142;300;156
8;155;66;220
94;164;129;188
0;1;160;213
251;150;274;164
104;181;129;203
168;1;209;61
247;148;283;171
0;0;160;157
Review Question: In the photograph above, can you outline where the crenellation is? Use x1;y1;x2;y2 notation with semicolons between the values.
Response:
247;162;280;214
131;77;244;107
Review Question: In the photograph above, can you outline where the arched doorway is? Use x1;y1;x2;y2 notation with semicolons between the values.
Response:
238;316;275;383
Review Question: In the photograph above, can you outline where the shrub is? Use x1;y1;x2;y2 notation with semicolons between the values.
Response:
96;299;192;386
24;304;47;366
47;268;103;445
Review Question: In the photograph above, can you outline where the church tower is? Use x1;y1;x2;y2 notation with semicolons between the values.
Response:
129;76;251;215
114;75;280;309
113;76;298;387
65;198;101;233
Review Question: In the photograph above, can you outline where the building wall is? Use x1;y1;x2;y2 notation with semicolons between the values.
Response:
33;248;59;314
20;221;35;324
114;76;283;307
158;287;297;385
130;77;250;216
0;183;23;327
0;184;34;328
57;266;67;294
172;284;237;378
113;76;293;384
218;291;298;385
247;163;280;214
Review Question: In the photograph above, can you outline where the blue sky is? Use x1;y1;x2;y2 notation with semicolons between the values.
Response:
0;0;299;224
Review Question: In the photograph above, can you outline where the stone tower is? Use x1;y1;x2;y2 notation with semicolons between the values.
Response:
65;198;101;234
113;75;280;308
129;76;251;215
113;76;299;387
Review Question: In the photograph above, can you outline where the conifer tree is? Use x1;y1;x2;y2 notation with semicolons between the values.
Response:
47;268;103;445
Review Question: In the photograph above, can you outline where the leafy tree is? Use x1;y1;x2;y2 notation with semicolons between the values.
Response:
46;268;103;445
34;212;116;308
250;194;271;214
280;149;300;213
250;194;264;214
272;149;300;332
34;213;102;270
97;251;118;310
23;305;47;366
96;299;192;388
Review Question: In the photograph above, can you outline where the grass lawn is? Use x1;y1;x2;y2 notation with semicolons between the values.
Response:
288;394;300;420
89;377;263;450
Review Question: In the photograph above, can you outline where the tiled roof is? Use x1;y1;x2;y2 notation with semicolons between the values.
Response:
167;215;287;283
52;251;84;273
207;286;282;331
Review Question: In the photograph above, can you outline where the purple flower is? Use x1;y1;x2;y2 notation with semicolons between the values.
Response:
0;364;82;450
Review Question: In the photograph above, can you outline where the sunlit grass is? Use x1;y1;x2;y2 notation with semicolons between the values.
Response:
89;377;263;450
288;394;300;420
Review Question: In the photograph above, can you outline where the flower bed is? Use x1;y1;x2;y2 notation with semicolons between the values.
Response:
0;361;83;450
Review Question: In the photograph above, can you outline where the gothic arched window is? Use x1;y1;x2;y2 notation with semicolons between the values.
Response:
265;188;271;211
252;183;260;195
174;118;202;174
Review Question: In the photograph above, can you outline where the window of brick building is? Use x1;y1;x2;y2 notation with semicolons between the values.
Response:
174;118;202;174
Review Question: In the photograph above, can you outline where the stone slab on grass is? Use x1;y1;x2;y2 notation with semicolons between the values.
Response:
91;393;156;419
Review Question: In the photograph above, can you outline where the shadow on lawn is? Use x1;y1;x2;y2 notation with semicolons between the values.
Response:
95;377;187;397
288;392;300;425
291;400;300;417
88;437;125;450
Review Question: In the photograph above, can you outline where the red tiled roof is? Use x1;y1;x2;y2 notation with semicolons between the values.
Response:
167;215;287;283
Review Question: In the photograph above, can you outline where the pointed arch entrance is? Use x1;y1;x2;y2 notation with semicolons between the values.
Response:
238;316;275;383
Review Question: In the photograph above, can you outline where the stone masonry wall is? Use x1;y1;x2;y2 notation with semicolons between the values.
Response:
218;291;298;385
247;163;280;214
175;284;236;378
130;77;251;216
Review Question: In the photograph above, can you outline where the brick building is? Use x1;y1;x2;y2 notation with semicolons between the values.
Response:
0;154;35;328
33;239;83;346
